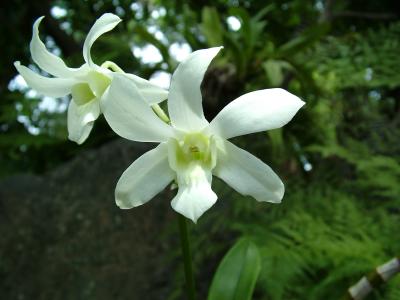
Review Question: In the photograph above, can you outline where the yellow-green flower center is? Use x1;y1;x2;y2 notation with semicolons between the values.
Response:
71;71;111;106
168;132;217;171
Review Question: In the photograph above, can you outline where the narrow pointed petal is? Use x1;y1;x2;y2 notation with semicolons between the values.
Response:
124;73;168;104
83;13;121;67
168;47;222;131
101;74;174;142
30;17;80;77
171;163;217;223
210;88;305;139
115;143;174;209
14;62;75;97
67;99;100;144
214;140;284;203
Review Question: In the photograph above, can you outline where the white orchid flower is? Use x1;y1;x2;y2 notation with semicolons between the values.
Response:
102;47;305;223
14;13;168;144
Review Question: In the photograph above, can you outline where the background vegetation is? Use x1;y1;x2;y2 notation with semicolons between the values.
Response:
1;0;399;299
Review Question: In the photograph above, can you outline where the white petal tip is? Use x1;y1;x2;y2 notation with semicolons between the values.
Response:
254;190;284;204
13;61;27;76
97;13;122;28
265;187;285;204
35;16;45;24
212;46;224;53
271;182;285;203
115;193;136;209
116;195;147;210
176;209;199;224
256;195;283;204
177;212;199;224
67;118;95;145
68;135;84;145
31;16;45;31
290;93;306;110
272;197;283;204
171;190;217;224
116;200;133;210
103;13;122;22
115;187;152;210
276;88;306;106
32;17;45;39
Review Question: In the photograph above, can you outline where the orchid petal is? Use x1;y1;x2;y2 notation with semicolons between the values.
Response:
168;47;222;131
14;61;75;97
83;13;121;67
115;143;174;209
171;163;217;223
67;98;100;144
210;88;305;139
214;140;284;203
30;17;79;77
101;74;174;142
124;73;168;104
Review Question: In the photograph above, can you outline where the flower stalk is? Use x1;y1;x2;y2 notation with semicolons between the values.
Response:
178;214;196;300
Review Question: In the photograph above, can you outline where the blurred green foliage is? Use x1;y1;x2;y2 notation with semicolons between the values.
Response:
1;0;399;299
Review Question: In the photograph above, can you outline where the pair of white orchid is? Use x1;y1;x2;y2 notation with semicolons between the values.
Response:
15;13;305;222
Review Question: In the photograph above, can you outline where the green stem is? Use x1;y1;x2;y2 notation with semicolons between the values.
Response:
152;104;170;124
178;214;196;300
101;61;125;73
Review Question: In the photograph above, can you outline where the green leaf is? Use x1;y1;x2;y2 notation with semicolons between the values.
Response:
277;23;330;58
263;59;293;87
208;239;261;300
201;7;224;46
267;128;285;159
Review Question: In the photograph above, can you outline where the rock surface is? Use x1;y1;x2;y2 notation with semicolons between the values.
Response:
0;139;179;300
